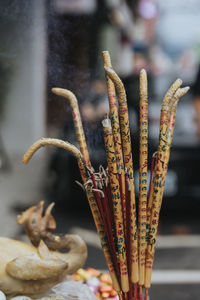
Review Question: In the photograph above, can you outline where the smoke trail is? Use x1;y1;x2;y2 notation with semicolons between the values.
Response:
46;1;91;101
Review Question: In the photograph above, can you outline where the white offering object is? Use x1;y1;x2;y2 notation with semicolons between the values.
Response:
0;291;6;300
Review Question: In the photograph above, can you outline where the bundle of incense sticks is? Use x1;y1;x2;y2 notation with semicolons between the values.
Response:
22;51;189;300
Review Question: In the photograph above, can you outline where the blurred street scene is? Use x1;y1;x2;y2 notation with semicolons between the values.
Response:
0;0;200;299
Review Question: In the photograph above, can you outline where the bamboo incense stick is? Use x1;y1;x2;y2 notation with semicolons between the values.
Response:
102;117;129;293
145;79;182;229
22;137;85;170
104;66;139;284
158;78;183;140
102;51;127;233
103;51;132;293
150;86;189;211
157;86;190;207
102;52;125;180
145;79;183;244
102;53;129;293
52;88;91;167
22;137;120;292
138;69;148;288
145;86;190;289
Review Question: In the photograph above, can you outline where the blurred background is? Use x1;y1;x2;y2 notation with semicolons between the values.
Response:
0;0;200;299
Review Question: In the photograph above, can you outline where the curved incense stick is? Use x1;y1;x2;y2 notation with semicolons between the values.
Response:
104;67;127;104
170;86;190;111
102;118;129;293
102;51;127;250
22;137;88;182
102;52;122;158
157;86;190;200
146;78;183;232
145;86;190;289
138;69;148;287
22;138;84;165
162;78;182;106
159;78;183;140
52;88;91;167
104;66;139;284
102;52;125;182
153;86;190;200
22;137;120;292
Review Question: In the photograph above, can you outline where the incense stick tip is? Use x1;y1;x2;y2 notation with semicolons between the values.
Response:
102;50;109;55
175;86;190;98
51;87;61;95
176;78;183;85
183;86;190;92
140;68;147;74
21;156;28;164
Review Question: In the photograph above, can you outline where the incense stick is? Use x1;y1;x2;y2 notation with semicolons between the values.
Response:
102;51;126;232
145;78;183;242
102;117;129;293
102;51;124;174
145;86;190;289
52;88;91;167
138;69;148;289
157;86;190;206
104;66;139;285
22;137;84;166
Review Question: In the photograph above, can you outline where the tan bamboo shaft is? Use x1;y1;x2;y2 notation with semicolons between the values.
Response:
157;86;190;207
162;79;183;106
102;118;129;293
146;78;183;229
52;88;91;167
22;137;84;166
145;86;189;289
102;52;124;170
102;51;117;119
102;51;126;228
138;69;148;286
22;137;120;292
104;66;138;284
